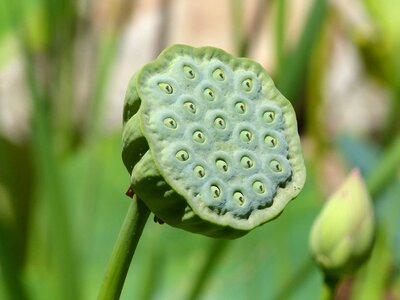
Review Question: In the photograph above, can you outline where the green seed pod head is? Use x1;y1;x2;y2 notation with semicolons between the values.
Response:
309;169;375;278
122;45;306;239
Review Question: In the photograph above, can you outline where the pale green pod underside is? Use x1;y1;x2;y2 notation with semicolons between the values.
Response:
122;44;306;239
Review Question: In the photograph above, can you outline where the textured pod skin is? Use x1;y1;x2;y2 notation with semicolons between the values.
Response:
122;45;306;239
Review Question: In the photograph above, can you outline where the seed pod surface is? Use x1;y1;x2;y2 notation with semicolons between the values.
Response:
122;45;306;238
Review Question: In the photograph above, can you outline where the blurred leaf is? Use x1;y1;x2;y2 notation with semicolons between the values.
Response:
359;1;400;142
230;0;246;56
275;0;327;104
230;0;268;57
0;214;29;300
363;0;400;50
0;137;33;298
21;45;81;300
84;35;119;143
351;227;392;300
274;0;286;70
376;182;400;272
60;133;134;299
305;17;330;152
337;135;380;176
0;0;13;41
187;239;229;300
0;137;34;265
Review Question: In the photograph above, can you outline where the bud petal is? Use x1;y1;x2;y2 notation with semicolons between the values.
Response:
310;169;375;277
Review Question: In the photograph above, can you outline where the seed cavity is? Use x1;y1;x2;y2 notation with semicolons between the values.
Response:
240;130;253;143
193;130;206;143
212;68;225;81
242;79;253;92
214;117;226;129
183;65;195;79
216;159;228;173
194;165;205;178
175;150;189;161
158;82;173;94
264;135;277;148
235;102;246;114
269;160;282;172
233;191;245;206
210;185;221;199
183;101;196;114
240;156;254;169
252;181;266;194
163;117;177;129
203;88;215;101
263;111;275;123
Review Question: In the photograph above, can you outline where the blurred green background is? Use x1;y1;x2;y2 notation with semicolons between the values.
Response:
0;0;399;299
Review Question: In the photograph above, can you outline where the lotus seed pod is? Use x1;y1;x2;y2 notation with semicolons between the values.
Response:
122;44;306;239
310;169;375;278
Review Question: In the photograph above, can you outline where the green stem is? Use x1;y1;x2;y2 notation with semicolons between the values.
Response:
320;277;338;300
187;239;229;300
98;195;150;300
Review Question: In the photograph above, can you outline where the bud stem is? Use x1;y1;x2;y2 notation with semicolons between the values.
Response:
321;277;338;300
98;195;150;300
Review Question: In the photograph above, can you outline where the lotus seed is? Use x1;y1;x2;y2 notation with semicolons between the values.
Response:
176;150;189;161
183;65;195;79
163;117;177;129
235;102;246;114
264;135;277;148
194;165;205;178
158;82;173;94
242;79;253;92
183;101;196;113
252;181;266;194
240;130;253;143
203;88;215;101
233;192;245;206
210;185;221;198
216;159;228;172
193;130;206;143
240;156;254;169
214;117;226;129
263;111;275;123
269;160;282;172
212;68;225;81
